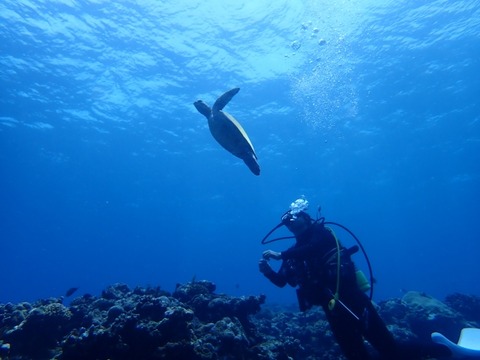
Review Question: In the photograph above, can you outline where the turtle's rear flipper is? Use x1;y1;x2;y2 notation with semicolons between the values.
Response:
213;88;240;111
243;153;260;175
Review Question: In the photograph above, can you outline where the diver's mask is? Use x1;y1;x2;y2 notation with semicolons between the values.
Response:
281;210;295;223
281;197;310;224
281;210;304;223
283;210;312;235
261;197;311;244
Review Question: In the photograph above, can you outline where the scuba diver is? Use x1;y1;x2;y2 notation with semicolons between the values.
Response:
259;197;454;360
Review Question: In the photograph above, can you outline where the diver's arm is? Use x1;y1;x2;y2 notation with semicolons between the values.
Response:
281;241;321;260
259;259;287;287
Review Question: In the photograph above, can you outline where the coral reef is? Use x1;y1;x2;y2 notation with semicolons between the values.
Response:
0;281;479;360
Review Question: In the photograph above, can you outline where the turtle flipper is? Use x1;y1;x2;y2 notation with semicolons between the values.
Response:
194;100;212;119
213;88;240;111
242;153;260;176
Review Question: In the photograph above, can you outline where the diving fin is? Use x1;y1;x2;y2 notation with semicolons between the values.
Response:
432;328;480;358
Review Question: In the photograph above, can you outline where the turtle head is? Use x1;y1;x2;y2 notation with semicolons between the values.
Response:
194;100;212;118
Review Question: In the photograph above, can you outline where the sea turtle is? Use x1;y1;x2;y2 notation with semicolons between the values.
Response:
194;88;260;175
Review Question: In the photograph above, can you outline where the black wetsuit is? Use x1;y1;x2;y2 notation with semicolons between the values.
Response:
263;222;452;360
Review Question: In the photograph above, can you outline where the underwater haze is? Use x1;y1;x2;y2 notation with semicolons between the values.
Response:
1;0;479;306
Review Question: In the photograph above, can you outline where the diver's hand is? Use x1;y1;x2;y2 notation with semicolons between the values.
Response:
263;250;282;261
259;259;273;275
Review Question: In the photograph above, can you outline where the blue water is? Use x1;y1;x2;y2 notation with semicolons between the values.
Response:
1;0;479;306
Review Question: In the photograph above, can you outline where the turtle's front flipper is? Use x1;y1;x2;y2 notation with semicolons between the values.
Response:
194;100;212;119
213;88;240;111
242;152;260;176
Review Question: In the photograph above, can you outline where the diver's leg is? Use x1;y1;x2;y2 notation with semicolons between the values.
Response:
325;304;372;360
362;301;398;358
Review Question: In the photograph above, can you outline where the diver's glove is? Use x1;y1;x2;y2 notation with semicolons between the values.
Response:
259;259;274;275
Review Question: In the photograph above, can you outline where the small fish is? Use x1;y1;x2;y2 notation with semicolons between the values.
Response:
65;287;79;297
